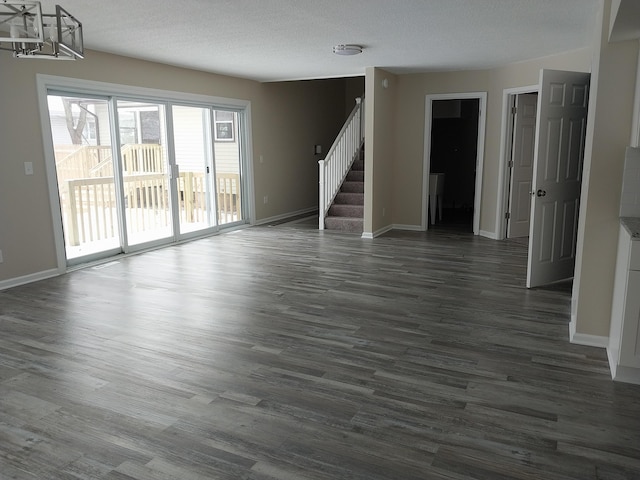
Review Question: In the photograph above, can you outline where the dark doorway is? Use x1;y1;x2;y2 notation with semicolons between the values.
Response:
429;99;480;231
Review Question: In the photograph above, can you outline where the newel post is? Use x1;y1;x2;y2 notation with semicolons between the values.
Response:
318;159;326;230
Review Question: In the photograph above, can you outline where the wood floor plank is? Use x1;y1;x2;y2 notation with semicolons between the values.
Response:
1;220;640;479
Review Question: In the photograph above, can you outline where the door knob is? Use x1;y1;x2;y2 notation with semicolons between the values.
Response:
536;189;546;197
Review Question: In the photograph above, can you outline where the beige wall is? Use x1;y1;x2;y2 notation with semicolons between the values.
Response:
393;70;490;227
364;68;397;235
392;48;592;231
258;80;348;219
573;0;639;338
345;76;365;117
0;50;348;284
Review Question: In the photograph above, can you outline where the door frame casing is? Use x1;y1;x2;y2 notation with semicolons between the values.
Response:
36;74;254;273
496;84;540;240
422;92;487;234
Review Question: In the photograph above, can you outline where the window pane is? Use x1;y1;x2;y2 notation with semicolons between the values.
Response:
173;105;215;234
214;110;242;225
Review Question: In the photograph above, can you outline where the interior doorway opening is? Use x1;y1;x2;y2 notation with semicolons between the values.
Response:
430;99;479;231
422;92;487;235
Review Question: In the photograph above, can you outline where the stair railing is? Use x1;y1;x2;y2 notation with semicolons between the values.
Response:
318;97;365;230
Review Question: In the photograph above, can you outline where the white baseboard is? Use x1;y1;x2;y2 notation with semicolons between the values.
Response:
607;346;640;384
479;229;499;240
0;268;61;291
393;224;424;232
373;224;393;237
254;207;317;226
362;224;393;239
611;363;640;384
569;320;609;348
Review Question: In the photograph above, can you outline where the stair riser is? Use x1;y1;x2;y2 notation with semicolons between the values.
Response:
328;204;364;217
324;217;364;233
334;192;364;205
347;171;364;182
351;160;364;171
341;181;364;193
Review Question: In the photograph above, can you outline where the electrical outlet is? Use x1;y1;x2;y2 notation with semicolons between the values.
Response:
382;207;386;217
263;195;268;204
24;162;33;175
0;249;4;263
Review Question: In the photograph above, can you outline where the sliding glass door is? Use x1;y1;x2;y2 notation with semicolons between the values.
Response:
46;90;248;265
48;94;120;260
117;101;172;246
213;110;243;226
172;105;215;235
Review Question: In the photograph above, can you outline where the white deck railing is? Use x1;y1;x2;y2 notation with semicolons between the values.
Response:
61;172;241;246
318;97;364;229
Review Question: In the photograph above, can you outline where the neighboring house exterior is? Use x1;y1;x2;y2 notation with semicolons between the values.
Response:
0;0;636;370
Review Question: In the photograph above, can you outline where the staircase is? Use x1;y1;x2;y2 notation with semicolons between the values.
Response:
318;96;365;233
324;148;364;233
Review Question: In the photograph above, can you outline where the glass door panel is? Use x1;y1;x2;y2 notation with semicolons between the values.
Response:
172;105;215;235
117;101;172;246
47;95;120;260
213;110;243;225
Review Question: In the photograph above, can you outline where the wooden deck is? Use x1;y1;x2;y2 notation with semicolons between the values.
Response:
1;223;639;479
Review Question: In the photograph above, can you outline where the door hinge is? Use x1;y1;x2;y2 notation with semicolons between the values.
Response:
505;212;511;220
508;160;514;168
512;106;517;114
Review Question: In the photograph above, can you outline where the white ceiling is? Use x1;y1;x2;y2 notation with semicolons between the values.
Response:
38;0;599;83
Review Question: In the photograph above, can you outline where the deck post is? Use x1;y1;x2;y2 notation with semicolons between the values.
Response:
65;180;80;246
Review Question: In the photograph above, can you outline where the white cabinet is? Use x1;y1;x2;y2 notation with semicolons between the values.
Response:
608;223;640;384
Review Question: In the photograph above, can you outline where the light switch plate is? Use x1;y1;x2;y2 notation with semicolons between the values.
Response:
24;162;33;175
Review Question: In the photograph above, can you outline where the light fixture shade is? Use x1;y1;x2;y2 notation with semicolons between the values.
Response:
333;44;363;56
0;1;44;43
0;1;82;59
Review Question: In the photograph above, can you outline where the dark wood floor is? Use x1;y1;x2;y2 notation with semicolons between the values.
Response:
1;220;640;480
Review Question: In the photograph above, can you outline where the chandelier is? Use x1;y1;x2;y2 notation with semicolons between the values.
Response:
0;1;83;59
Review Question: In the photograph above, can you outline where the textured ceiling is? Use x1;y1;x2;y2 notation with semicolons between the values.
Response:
37;0;599;82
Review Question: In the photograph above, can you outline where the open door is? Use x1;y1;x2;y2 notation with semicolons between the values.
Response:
526;69;590;288
507;93;538;238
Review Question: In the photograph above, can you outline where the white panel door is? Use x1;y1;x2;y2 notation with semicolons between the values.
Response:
507;93;538;238
527;70;590;288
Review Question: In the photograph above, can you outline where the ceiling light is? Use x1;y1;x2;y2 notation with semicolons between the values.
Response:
0;1;83;60
333;44;363;56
